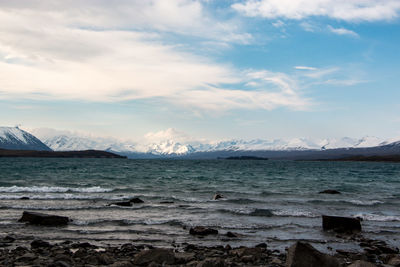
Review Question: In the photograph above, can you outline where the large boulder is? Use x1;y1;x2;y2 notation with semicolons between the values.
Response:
322;215;361;233
18;211;69;226
189;226;218;236
133;248;175;266
286;241;340;267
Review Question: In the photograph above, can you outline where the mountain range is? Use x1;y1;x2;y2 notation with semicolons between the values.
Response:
1;126;399;159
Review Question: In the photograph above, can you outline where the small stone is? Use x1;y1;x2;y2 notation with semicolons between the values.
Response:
111;261;134;267
226;231;238;238
388;256;400;267
213;194;224;200
319;190;341;194
348;260;377;267
31;239;51;249
255;242;267;248
133;248;175;266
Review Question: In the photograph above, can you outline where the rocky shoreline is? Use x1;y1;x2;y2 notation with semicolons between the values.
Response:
0;233;399;266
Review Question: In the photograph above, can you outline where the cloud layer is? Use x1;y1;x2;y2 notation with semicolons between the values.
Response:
232;0;400;21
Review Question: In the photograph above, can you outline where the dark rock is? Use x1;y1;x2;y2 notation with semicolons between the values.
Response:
388;256;400;267
319;190;341;194
197;258;225;267
322;215;361;233
213;194;224;200
111;261;134;267
129;197;144;203
20;196;30;200
286;241;340;267
19;211;69;226
1;235;16;243
111;201;132;207
31;239;51;249
255;242;267;248
231;247;263;259
226;231;238;238
175;252;196;263
49;260;71;267
348;260;377;267
133;248;175;266
189;226;218;236
17;252;37;262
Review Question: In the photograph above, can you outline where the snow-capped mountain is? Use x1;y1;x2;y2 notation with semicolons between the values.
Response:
33;130;399;156
0;127;51;151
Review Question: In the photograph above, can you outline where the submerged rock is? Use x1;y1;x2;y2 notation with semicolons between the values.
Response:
213;194;224;200
31;239;51;249
286;241;340;267
226;231;238;238
319;190;341;194
189;226;218;236
129;197;144;203
133;248;175;266
20;196;30;200
322;215;362;233
18;211;70;226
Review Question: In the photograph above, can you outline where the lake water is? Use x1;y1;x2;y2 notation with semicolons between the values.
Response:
0;158;399;251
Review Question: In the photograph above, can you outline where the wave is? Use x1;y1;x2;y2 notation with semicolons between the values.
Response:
0;194;128;200
0;186;113;193
71;218;185;227
308;199;384;206
272;210;318;218
354;213;400;222
217;208;316;218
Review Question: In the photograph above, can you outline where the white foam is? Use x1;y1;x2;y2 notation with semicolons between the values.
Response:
0;186;113;193
355;213;400;222
272;210;318;218
349;200;383;206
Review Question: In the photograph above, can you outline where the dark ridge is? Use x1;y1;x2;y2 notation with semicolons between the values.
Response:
0;149;126;158
324;155;400;163
222;156;269;160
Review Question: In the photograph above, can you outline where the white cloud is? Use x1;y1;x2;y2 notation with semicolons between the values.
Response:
0;1;311;112
328;25;359;37
294;66;317;70
232;0;400;22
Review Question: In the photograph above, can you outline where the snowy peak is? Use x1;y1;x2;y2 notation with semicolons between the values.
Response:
0;127;51;151
146;140;195;155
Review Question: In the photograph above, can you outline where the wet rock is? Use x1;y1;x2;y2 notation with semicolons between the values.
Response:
31;239;51;249
71;242;97;249
175;252;196;264
322;215;361;233
111;261;134;267
129;197;144;203
286;241;340;267
213;194;224;200
226;231;238;238
197;258;225;267
231;247;263;259
255;242;267;248
17;252;37;262
319;190;341;194
133;248;175;266
388;256;400;267
189;226;218;236
20;196;30;200
348;260;377;267
1;235;15;243
49;260;71;267
19;211;70;226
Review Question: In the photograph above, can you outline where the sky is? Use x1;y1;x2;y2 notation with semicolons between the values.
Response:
1;0;400;142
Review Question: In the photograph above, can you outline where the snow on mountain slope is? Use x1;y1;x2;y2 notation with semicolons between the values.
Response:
31;127;400;155
0;127;51;151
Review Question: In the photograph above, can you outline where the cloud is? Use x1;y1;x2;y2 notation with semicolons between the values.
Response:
0;1;311;112
232;0;400;22
294;66;317;70
328;25;359;37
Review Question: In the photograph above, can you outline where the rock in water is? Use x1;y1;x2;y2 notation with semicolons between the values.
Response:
189;226;218;236
18;211;69;226
133;248;175;265
319;190;341;194
129;197;144;203
286;241;340;267
322;215;361;233
348;260;377;267
213;193;224;200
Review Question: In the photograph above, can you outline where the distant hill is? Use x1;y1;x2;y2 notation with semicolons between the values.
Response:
0;127;51;151
0;149;126;158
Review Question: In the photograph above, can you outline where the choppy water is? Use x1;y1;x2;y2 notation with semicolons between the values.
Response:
0;158;399;251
